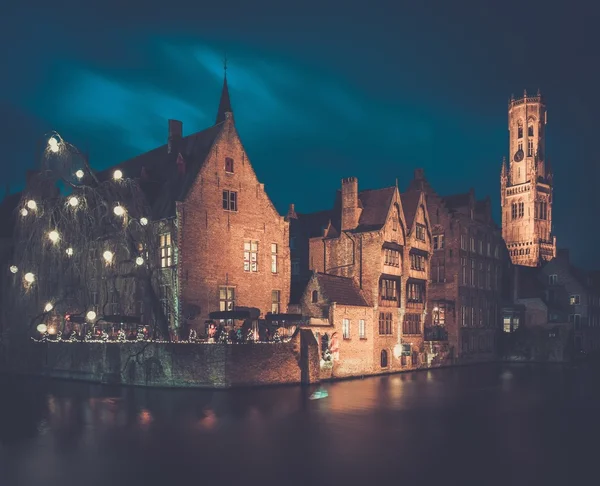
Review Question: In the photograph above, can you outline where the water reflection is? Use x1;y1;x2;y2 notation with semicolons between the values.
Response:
1;363;600;486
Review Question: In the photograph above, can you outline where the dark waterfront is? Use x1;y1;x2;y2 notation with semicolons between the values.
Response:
1;364;598;486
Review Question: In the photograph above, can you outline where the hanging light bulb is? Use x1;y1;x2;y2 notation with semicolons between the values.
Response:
103;250;114;263
140;217;148;226
24;272;35;283
26;200;37;210
135;256;144;266
48;230;60;243
66;247;74;256
86;310;97;321
20;208;28;217
48;137;59;153
44;302;53;312
68;196;79;207
75;169;85;179
113;205;125;217
9;265;18;274
113;169;123;181
37;323;48;333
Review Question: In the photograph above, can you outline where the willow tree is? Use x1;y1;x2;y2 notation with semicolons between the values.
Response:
5;132;175;343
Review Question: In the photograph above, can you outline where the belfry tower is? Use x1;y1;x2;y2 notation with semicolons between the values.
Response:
501;90;556;267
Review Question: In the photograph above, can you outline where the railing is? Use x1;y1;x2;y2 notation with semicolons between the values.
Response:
424;325;448;341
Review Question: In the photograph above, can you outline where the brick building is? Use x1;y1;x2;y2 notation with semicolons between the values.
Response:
290;177;436;374
407;169;503;362
106;73;291;333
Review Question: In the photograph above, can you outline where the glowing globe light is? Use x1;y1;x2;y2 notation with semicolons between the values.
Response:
20;208;28;217
113;205;125;217
44;302;53;312
48;137;59;153
9;265;18;274
75;169;85;179
24;272;35;283
26;200;37;210
140;217;148;226
113;169;123;181
47;325;57;335
135;256;144;266
37;324;47;333
393;344;403;360
68;196;79;207
48;230;60;243
103;250;114;263
66;247;74;256
86;310;97;321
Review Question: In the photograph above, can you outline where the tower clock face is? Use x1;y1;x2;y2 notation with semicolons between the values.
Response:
514;149;524;162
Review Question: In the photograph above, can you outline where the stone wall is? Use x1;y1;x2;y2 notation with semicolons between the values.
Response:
19;330;319;388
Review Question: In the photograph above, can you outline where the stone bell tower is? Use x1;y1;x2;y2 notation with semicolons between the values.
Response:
501;89;556;267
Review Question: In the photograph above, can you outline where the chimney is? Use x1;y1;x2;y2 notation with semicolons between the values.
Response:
287;203;298;219
341;177;361;231
168;119;183;154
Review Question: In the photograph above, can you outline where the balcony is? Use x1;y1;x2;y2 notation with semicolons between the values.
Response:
424;325;448;342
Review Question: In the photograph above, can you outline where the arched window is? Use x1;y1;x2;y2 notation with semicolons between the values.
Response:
380;349;388;368
528;124;534;137
517;121;523;139
311;290;318;303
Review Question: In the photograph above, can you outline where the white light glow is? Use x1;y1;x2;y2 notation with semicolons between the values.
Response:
48;230;60;243
86;310;97;321
66;247;74;256
75;169;85;179
113;169;123;180
135;257;144;266
393;344;403;360
44;302;53;312
113;205;125;217
103;250;114;263
47;325;57;335
20;208;28;217
140;217;148;226
24;272;35;283
48;137;59;153
26;200;37;210
9;265;18;274
37;324;47;333
68;196;79;207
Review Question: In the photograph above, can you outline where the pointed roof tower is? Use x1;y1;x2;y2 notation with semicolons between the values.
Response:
216;54;233;125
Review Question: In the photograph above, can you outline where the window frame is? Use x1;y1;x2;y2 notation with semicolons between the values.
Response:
222;189;238;211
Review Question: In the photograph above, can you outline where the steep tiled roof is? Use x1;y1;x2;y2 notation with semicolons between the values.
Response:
316;273;369;307
442;192;470;210
400;191;421;230
293;210;336;238
356;187;395;232
96;124;223;220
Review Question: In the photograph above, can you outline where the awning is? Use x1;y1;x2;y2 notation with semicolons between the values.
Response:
265;313;304;322
208;310;252;320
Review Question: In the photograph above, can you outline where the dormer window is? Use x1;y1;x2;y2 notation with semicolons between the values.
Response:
225;157;234;173
415;223;426;241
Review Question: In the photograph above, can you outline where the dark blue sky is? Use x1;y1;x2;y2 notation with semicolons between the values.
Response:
1;0;598;268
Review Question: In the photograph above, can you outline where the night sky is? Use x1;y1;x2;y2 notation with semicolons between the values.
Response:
1;0;598;268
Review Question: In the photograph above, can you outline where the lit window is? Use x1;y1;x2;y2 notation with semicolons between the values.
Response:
225;157;234;173
219;286;235;311
271;290;280;314
244;240;258;272
342;319;350;339
159;233;172;268
359;319;366;339
222;190;237;211
432;302;446;325
433;234;445;251
570;295;581;305
271;243;278;273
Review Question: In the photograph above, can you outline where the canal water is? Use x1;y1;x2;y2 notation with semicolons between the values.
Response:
0;363;598;486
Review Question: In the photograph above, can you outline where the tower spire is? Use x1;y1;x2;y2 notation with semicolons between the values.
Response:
216;52;233;125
